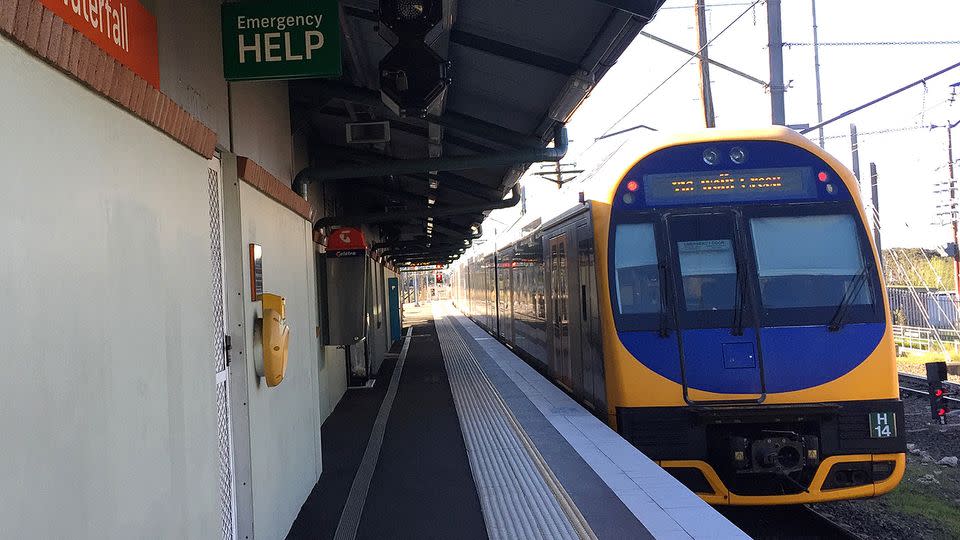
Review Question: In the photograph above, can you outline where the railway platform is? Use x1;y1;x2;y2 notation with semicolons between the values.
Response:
288;302;747;540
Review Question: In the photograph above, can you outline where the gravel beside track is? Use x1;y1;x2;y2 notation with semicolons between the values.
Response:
809;379;960;540
720;378;960;539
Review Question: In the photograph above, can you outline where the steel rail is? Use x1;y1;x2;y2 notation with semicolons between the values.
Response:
898;372;960;405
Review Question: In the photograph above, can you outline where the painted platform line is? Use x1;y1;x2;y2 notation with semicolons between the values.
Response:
434;304;596;540
334;327;413;540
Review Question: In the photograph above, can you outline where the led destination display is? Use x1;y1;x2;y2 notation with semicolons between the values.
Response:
642;167;816;205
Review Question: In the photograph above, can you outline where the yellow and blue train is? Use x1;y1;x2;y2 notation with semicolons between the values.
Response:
452;127;905;505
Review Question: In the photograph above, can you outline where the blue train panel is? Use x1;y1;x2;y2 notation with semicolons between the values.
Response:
608;138;885;395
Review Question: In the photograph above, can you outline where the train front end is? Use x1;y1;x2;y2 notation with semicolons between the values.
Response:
594;127;905;505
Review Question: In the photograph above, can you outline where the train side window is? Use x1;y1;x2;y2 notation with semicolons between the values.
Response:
614;223;661;315
750;214;871;309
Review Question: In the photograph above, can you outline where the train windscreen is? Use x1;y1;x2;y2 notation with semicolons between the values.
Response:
609;138;883;330
750;214;871;310
614;223;661;315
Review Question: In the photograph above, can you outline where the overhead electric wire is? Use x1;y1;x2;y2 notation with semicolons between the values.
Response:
887;248;950;351
818;125;928;141
898;220;960;335
595;124;658;141
785;40;960;47
595;0;763;141
801;60;960;135
659;1;758;9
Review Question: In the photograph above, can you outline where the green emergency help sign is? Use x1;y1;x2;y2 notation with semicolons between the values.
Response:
221;1;341;81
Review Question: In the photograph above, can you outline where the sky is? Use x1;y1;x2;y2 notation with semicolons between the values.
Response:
471;0;960;258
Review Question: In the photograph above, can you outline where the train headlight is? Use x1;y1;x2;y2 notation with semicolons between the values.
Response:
702;148;720;165
729;146;747;164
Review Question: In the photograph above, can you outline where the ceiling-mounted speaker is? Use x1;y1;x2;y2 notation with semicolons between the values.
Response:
379;41;450;118
379;0;443;41
346;121;391;144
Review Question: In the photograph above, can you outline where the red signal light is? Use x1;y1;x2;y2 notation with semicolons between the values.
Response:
936;388;945;398
626;180;639;192
939;407;948;417
817;171;828;182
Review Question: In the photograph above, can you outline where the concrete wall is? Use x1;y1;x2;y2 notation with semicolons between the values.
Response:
0;36;219;538
149;0;229;144
231;81;295;185
319;345;348;422
237;183;322;539
0;1;395;536
366;259;388;374
151;0;295;184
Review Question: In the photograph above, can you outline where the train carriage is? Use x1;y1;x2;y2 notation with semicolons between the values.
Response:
453;127;905;505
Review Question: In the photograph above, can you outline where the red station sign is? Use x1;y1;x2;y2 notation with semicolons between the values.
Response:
326;227;367;257
39;0;160;87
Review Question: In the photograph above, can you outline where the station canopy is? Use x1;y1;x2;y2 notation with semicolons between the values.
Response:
291;0;665;267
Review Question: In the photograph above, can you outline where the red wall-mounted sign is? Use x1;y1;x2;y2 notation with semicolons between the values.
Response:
326;227;367;257
39;0;160;87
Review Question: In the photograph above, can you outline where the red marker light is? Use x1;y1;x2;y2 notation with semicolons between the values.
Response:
939;407;948;417
936;388;945;398
626;180;639;192
817;171;828;182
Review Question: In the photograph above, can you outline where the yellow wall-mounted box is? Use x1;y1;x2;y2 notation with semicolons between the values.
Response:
260;293;289;387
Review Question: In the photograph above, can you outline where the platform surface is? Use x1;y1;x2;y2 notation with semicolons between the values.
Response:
288;302;747;539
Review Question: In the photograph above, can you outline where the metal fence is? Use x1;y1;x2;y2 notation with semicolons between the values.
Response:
892;324;960;355
888;287;960;330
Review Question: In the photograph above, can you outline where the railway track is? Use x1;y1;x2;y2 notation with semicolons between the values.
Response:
898;372;960;405
718;504;857;539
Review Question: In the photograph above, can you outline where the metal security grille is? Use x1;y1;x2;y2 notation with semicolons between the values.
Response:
208;164;236;540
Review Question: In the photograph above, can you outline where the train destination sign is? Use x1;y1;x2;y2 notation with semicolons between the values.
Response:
642;167;816;205
221;0;342;81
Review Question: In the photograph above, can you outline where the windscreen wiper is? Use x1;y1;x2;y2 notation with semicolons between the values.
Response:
731;260;746;336
730;235;748;336
658;262;670;337
827;266;869;332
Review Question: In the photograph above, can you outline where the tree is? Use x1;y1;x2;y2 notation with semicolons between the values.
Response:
882;248;954;290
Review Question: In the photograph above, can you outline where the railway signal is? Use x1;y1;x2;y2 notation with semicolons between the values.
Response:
926;361;950;423
934;387;949;419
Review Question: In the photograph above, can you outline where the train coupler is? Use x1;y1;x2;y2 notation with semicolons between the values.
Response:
729;431;820;477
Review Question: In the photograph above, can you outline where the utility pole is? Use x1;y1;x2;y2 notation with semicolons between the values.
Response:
947;121;959;297
849;124;861;184
414;271;420;306
766;0;786;125
869;162;882;268
533;161;584;188
811;0;825;146
695;0;716;127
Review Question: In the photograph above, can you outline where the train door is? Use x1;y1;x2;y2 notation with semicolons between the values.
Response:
664;211;765;403
548;234;573;389
576;223;604;412
498;248;514;343
388;277;401;344
480;257;489;327
490;253;500;336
